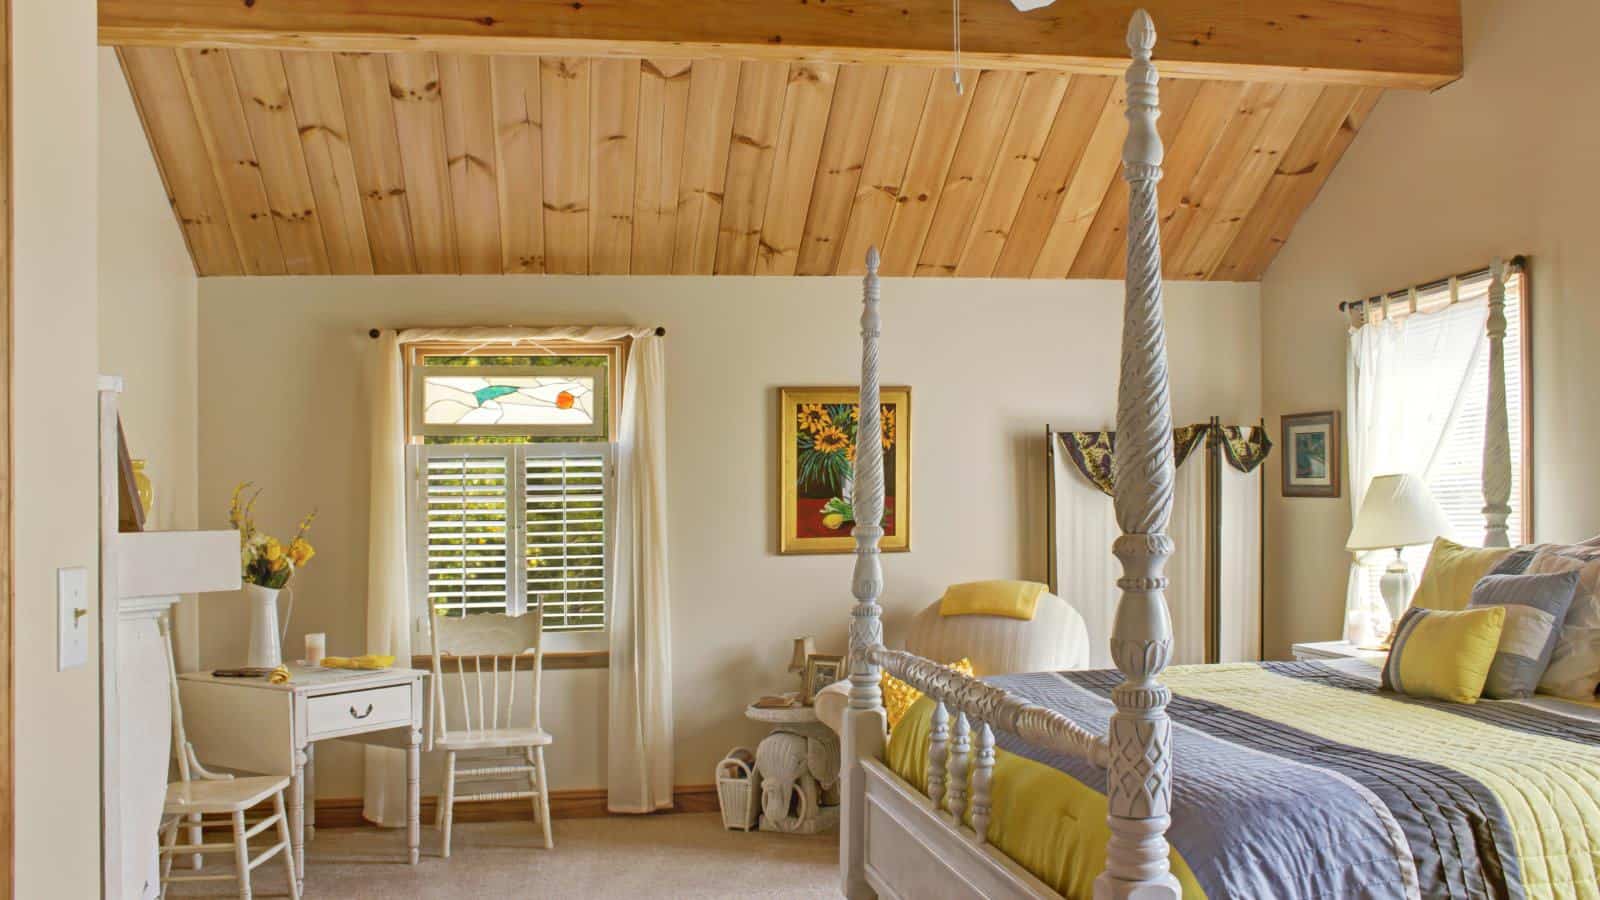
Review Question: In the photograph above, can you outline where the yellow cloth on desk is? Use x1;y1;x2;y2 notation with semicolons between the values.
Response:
321;654;395;670
938;580;1045;620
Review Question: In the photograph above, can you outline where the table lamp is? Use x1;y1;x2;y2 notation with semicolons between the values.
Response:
788;636;815;693
1346;473;1450;636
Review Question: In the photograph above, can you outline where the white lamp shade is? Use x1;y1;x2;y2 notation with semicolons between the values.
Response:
1346;473;1451;551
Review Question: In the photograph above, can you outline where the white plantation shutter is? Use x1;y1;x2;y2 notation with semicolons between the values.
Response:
412;443;611;631
420;447;516;616
525;449;609;631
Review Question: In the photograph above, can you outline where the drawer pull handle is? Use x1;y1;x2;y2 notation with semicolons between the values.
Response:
350;704;375;720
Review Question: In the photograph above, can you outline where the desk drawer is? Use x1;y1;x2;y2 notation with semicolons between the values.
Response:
307;684;412;738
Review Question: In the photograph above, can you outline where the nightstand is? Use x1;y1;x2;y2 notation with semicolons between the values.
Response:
1291;640;1387;663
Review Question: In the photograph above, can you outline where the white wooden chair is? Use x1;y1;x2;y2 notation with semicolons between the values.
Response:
156;618;300;900
426;604;554;857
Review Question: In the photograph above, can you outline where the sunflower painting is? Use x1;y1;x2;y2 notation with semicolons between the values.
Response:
780;387;910;554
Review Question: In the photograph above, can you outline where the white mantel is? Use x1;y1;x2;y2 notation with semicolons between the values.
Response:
100;377;241;899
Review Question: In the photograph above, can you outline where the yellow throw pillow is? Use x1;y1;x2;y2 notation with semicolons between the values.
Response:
938;580;1046;620
1410;537;1511;611
1381;606;1506;703
881;657;974;730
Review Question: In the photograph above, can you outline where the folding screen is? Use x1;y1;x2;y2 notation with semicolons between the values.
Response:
1047;423;1270;666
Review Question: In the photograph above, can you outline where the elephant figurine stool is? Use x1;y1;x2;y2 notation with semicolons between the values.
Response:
753;724;840;834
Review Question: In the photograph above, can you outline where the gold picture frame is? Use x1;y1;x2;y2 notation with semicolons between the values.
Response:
779;386;911;555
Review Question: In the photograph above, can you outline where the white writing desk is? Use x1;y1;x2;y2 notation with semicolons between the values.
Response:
178;665;426;890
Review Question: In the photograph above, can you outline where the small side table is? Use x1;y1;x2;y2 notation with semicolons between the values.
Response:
179;665;426;892
1291;640;1387;663
744;701;840;835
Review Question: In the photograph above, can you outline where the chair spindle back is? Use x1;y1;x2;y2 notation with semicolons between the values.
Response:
426;600;546;742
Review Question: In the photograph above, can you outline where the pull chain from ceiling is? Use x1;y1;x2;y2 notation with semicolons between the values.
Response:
952;0;964;94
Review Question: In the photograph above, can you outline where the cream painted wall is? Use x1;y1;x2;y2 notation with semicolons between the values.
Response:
98;47;203;670
198;274;1260;800
13;0;101;896
1260;0;1600;657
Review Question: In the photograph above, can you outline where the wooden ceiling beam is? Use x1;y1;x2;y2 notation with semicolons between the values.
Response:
99;0;1461;90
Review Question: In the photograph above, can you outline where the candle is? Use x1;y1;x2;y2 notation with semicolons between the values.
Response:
305;633;326;666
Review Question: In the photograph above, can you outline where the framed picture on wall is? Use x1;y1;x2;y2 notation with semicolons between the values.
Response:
779;386;910;555
1281;410;1341;498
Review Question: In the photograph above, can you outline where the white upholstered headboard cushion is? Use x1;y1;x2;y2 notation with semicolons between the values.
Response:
905;590;1089;677
814;590;1091;736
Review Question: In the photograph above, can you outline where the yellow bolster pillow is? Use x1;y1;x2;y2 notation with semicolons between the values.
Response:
938;580;1046;621
1381;606;1505;703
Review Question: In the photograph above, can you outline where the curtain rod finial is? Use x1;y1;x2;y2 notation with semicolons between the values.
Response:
654;326;666;337
368;328;381;339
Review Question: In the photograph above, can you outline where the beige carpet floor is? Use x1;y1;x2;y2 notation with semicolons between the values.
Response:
167;813;838;898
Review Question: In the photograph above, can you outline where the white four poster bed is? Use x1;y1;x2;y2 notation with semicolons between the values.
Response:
836;10;1539;900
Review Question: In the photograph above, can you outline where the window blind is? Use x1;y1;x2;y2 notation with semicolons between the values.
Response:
417;444;610;631
423;449;514;617
525;453;608;632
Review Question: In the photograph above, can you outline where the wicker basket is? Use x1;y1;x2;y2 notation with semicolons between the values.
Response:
715;747;762;831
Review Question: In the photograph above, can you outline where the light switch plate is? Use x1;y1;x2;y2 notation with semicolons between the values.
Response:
58;567;89;671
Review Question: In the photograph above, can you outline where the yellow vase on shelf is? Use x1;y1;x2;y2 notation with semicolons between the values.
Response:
131;458;154;520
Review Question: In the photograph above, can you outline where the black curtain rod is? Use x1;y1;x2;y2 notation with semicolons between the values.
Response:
367;326;666;339
1336;255;1528;313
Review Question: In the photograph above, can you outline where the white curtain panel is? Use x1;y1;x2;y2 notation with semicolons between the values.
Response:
1165;458;1207;666
1343;299;1486;642
606;333;674;812
363;331;411;827
363;325;671;825
1218;464;1262;662
1051;448;1119;668
1051;444;1204;666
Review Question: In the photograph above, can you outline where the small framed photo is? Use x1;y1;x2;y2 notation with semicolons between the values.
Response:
801;654;845;705
1281;411;1341;498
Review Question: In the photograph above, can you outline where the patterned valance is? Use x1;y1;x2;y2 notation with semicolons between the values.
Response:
1058;423;1270;496
1058;425;1207;497
1218;425;1273;474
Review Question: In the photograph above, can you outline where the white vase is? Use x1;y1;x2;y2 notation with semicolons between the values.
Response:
244;583;283;668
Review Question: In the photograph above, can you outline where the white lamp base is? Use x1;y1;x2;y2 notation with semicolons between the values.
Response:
1378;549;1414;645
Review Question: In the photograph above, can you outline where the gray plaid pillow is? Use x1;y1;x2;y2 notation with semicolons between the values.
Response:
1467;571;1581;698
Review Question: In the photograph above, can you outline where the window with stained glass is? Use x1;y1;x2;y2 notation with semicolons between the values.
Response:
406;349;616;637
411;355;608;439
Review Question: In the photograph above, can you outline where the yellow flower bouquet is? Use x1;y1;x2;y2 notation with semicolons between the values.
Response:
229;483;317;590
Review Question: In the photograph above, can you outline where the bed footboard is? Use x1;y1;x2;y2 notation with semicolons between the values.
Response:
860;758;1061;900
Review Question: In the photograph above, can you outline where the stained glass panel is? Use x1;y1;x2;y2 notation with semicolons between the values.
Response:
412;363;607;438
423;374;596;426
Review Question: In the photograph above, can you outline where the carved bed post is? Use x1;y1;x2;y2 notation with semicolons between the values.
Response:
1482;258;1512;548
1095;10;1182;900
841;247;888;900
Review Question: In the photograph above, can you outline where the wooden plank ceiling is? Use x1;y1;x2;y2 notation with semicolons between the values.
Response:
117;46;1382;280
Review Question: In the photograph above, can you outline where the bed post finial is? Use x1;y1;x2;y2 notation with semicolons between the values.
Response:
841;246;888;900
1482;257;1512;547
1096;11;1182;900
